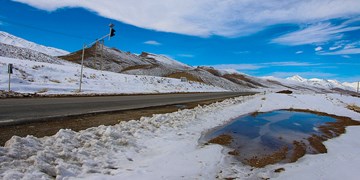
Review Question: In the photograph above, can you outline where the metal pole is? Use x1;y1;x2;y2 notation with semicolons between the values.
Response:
357;81;359;93
79;44;86;92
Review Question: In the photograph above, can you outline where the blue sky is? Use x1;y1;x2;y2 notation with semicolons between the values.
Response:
1;0;360;82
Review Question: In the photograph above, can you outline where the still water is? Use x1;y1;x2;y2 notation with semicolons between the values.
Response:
202;110;338;167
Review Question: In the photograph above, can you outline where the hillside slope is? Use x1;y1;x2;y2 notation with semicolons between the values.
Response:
0;31;69;56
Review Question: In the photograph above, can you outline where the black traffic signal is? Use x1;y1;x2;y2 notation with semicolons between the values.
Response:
110;28;116;37
8;63;13;74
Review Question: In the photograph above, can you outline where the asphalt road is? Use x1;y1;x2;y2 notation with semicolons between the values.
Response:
0;92;256;126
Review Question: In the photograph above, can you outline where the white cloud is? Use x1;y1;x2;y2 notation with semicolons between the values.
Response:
295;51;303;54
263;61;321;66
273;22;360;45
12;0;360;37
144;40;161;46
320;48;360;55
270;72;336;79
315;46;323;51
177;54;194;58
209;64;263;71
206;61;320;71
320;41;360;55
233;51;250;54
329;45;342;51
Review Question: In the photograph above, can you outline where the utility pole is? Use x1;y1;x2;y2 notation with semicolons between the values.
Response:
78;24;116;92
79;44;86;92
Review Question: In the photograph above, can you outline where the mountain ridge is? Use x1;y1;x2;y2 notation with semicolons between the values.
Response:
1;31;358;94
0;31;69;56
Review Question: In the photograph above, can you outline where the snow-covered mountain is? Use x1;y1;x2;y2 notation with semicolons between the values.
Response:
0;31;69;56
343;82;359;91
0;32;224;94
287;75;307;83
1;31;358;95
140;52;191;69
59;44;251;91
286;75;357;91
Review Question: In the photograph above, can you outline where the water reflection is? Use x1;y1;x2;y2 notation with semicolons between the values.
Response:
202;110;341;167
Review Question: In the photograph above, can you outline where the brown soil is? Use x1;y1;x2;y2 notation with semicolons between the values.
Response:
276;90;293;94
58;44;96;62
347;104;360;113
245;146;289;168
308;135;327;153
121;64;156;72
208;134;233;145
228;150;240;156
274;168;285;173
290;141;307;162
0;98;229;146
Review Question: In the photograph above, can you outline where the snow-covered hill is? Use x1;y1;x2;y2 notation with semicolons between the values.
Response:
0;43;71;65
0;31;68;56
343;82;359;91
286;75;357;91
140;52;191;69
0;56;225;94
1;31;358;95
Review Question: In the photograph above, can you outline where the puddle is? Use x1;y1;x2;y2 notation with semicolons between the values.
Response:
202;110;360;167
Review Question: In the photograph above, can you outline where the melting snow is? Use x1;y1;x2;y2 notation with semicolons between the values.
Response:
0;93;359;179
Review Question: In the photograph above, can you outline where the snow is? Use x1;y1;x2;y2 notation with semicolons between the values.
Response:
287;75;357;91
0;92;359;179
0;57;225;94
146;53;190;69
286;75;307;82
343;82;359;91
0;31;69;56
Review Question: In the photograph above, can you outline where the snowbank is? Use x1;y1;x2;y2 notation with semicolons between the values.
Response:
0;93;359;179
0;57;225;94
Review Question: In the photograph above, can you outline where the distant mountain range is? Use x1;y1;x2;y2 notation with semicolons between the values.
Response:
0;31;358;94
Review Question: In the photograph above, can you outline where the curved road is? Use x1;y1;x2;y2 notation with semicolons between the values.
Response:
0;92;256;126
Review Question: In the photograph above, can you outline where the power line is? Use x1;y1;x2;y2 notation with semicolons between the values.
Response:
0;17;93;40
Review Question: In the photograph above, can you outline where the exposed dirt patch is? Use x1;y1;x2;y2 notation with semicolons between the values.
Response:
274;168;285;173
121;64;157;72
208;134;233;145
228;150;240;156
290;141;307;162
308;135;327;153
276;90;293;94
245;146;288;168
0;98;230;146
347;104;360;113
